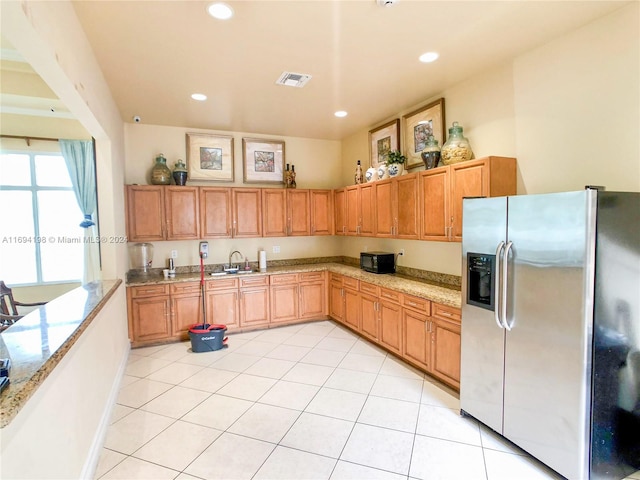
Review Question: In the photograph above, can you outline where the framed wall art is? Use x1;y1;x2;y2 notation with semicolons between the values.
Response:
369;119;400;168
242;138;285;184
402;98;445;169
186;133;234;181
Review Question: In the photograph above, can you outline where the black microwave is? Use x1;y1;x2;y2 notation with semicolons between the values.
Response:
360;252;395;274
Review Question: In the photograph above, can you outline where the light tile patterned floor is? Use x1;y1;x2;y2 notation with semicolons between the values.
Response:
95;320;640;480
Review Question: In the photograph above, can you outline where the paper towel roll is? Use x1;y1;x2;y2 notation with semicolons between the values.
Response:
259;250;267;272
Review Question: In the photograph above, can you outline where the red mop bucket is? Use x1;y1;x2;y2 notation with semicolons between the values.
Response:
189;323;228;352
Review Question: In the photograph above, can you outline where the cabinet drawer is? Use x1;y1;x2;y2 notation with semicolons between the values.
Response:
300;271;324;283
380;287;401;304
129;284;170;298
240;275;269;288
433;303;461;323
170;282;201;295
270;273;299;285
343;276;359;290
403;294;431;315
207;277;239;290
329;273;342;284
359;281;379;296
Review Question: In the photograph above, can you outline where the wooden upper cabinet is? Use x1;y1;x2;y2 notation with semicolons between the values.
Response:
359;183;375;236
233;188;263;238
165;186;200;240
374;180;394;237
262;189;287;237
126;185;166;242
200;187;232;238
334;188;346;235
287;189;310;236
345;186;360;235
396;174;419;239
421;156;516;242
310;190;333;236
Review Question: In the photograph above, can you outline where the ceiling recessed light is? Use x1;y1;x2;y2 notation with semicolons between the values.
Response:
419;52;439;63
334;111;348;118
207;2;234;20
191;93;207;101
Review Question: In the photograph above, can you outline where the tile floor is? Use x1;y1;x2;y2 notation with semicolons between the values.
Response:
95;320;640;480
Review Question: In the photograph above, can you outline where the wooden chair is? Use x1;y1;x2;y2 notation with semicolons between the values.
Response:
0;281;47;332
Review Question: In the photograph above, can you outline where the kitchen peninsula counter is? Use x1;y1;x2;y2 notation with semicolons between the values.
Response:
127;263;462;309
0;279;122;428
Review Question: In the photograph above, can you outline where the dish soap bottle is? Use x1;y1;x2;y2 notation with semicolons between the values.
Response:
354;160;363;184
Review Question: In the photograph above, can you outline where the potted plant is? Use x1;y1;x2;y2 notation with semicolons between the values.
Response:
386;150;406;177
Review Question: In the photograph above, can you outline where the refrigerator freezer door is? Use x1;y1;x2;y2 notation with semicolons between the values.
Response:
461;196;508;434
503;191;594;480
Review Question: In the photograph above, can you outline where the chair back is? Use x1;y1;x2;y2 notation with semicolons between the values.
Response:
0;281;19;316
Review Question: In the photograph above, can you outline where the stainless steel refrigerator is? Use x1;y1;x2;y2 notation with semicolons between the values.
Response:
460;189;639;480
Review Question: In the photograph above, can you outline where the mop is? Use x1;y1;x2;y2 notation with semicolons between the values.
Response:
188;252;228;352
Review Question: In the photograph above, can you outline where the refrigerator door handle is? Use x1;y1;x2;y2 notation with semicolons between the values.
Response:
501;241;513;331
494;241;505;329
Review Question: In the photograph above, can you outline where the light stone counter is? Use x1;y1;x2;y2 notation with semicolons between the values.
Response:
0;280;122;428
127;263;462;309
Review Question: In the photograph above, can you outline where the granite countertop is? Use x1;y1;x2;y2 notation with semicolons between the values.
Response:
0;279;122;428
128;263;462;308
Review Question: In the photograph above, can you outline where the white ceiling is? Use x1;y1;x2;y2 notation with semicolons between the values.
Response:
3;1;630;141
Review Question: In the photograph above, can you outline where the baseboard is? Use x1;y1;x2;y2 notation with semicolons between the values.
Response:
80;342;131;480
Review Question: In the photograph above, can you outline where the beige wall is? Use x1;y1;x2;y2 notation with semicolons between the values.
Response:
339;3;639;276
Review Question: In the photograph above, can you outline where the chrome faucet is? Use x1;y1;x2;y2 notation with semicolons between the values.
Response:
229;250;243;268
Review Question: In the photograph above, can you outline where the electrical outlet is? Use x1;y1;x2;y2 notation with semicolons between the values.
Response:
171;250;178;259
273;246;280;254
399;249;404;256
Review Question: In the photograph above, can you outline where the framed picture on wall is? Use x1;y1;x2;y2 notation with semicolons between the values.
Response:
242;138;285;184
402;98;445;169
369;119;400;168
186;133;234;181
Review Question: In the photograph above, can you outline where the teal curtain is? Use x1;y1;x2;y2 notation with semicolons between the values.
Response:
59;139;100;283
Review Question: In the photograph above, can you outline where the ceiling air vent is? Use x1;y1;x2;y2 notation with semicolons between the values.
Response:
276;72;312;88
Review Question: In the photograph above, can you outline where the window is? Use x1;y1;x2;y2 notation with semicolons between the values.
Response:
0;152;84;285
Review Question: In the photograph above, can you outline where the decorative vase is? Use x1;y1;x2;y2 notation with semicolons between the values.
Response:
150;153;172;185
172;159;188;186
365;167;378;182
354;160;363;184
387;162;404;177
421;135;441;169
441;122;473;165
377;164;389;180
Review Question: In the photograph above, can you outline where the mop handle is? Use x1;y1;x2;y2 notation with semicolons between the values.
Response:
200;253;204;286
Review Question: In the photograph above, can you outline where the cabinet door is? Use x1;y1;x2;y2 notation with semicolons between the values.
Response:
126;185;165;241
359;293;378;340
165;186;200;240
403;309;431;370
171;294;203;339
374;180;394;237
130;296;171;342
344;287;360;331
450;159;488;241
206;289;239;330
379;300;403;354
431;317;461;388
334;189;346;236
329;281;344;322
310;190;333;236
420;167;450;241
359;183;375;236
262;189;287;237
345;186;360;235
299;281;326;320
270;283;299;324
239;287;270;326
200;187;232;238
233;188;263;238
396;174;419;239
287;189;310;236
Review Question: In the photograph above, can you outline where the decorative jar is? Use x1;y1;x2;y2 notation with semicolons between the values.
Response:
172;159;188;186
441;122;473;165
377;164;389;180
365;167;378;182
387;162;404;177
421;135;441;169
150;153;172;185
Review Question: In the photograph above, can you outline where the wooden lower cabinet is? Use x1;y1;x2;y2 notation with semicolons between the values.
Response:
379;298;402;355
270;274;299;324
329;278;344;322
206;277;239;330
343;287;360;331
299;272;326;320
129;295;172;344
239;276;270;327
359;292;378;341
430;303;462;389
